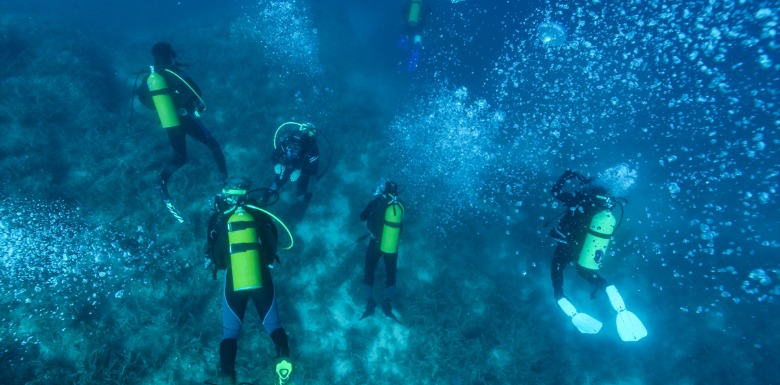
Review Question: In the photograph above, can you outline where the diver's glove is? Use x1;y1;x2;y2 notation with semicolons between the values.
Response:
564;169;589;184
289;169;301;182
274;164;285;175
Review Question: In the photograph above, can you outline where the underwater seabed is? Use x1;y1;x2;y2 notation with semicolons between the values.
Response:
2;2;780;385
3;176;776;385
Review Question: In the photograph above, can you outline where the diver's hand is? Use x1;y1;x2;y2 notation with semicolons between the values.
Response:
564;169;588;183
274;164;284;175
289;169;301;182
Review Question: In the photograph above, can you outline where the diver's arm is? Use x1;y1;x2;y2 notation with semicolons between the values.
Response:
271;147;283;164
206;213;219;256
306;138;320;170
552;170;586;206
360;198;380;222
134;77;155;110
260;220;278;265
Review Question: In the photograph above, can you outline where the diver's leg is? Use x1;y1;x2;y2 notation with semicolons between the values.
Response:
252;284;293;383
383;251;398;302
551;244;569;300
159;125;187;193
576;265;608;298
185;116;228;181
296;173;311;201
360;240;381;318
251;280;289;357
221;269;248;385
381;252;400;320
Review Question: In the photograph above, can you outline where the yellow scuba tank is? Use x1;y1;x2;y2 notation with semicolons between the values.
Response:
577;209;616;270
408;0;422;27
227;207;262;291
380;203;404;254
146;66;180;129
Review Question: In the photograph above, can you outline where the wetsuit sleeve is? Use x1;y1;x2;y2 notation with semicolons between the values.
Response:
258;215;278;265
360;198;380;221
206;213;218;256
271;147;283;164
208;214;229;274
306;137;320;170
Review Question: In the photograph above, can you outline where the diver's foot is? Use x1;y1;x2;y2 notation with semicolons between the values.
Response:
382;300;400;323
275;357;293;385
359;298;376;320
590;286;603;300
155;178;185;223
154;177;167;200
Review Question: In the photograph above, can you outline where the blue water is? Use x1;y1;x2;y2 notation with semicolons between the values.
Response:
1;0;778;384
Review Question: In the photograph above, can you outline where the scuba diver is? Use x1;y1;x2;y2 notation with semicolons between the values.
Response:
135;42;228;223
262;122;320;204
205;177;293;385
548;169;647;342
399;0;425;72
359;180;405;322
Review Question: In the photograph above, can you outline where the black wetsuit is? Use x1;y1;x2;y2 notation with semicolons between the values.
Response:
206;202;289;380
549;170;609;300
135;65;227;195
360;195;405;304
269;130;319;200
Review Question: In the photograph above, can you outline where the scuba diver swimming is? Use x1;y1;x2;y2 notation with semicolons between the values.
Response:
548;169;647;342
205;177;295;385
135;42;228;223
262;122;320;205
359;180;405;323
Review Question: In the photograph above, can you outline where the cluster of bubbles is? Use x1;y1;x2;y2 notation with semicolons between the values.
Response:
0;196;176;355
239;0;323;78
387;85;525;232
595;163;638;197
742;268;780;302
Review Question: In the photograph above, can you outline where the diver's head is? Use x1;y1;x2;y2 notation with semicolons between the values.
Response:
382;180;399;199
151;42;177;66
581;182;612;208
220;176;251;206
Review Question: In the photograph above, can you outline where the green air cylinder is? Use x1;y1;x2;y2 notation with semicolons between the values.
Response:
147;68;181;129
408;0;422;27
577;209;616;270
227;207;262;291
380;203;404;254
